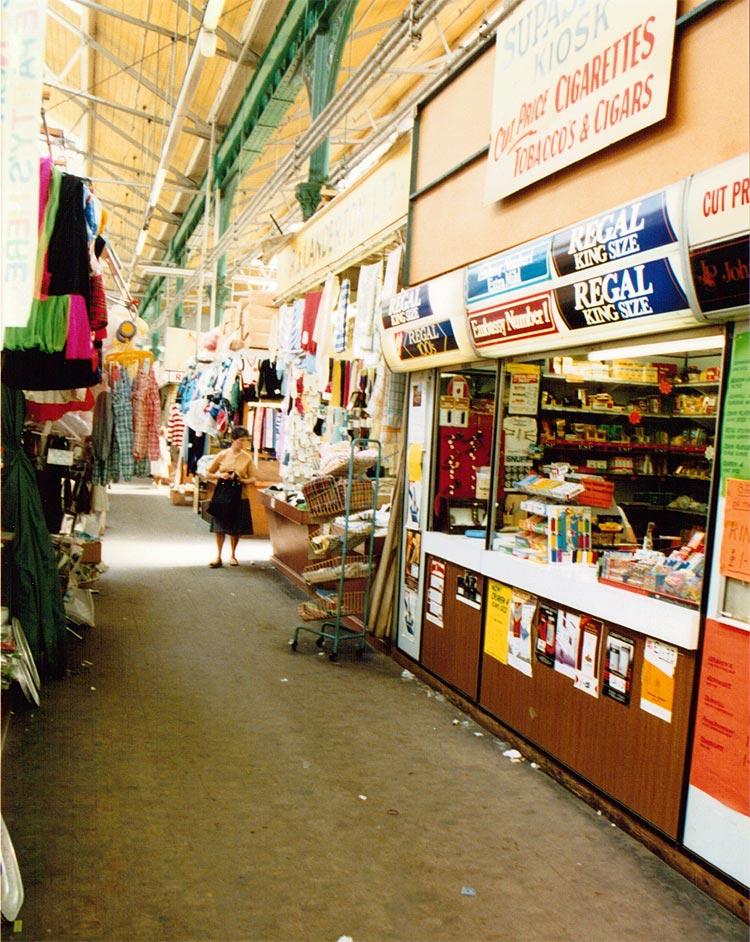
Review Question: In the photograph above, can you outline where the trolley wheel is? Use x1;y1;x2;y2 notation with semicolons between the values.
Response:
315;637;325;649
290;640;298;651
329;652;338;662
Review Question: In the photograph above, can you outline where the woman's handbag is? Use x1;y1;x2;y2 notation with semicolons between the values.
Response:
207;477;242;522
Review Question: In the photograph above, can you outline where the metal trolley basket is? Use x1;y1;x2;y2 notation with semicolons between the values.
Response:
291;438;381;661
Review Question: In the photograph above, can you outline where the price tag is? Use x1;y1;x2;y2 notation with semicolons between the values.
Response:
47;448;74;467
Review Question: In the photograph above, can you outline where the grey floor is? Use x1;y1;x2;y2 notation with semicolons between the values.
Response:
2;481;746;942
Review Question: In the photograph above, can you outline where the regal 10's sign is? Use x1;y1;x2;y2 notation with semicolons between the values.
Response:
485;0;678;202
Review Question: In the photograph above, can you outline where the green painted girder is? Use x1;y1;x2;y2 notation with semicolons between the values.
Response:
141;0;348;321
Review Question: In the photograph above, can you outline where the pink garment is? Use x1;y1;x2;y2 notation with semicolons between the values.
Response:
65;295;94;360
39;158;53;232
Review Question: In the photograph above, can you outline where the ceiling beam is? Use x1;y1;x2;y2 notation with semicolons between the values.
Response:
63;0;260;65
172;0;246;62
48;8;210;136
44;78;212;139
77;150;198;191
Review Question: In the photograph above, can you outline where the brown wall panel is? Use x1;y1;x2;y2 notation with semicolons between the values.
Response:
421;558;483;699
409;0;750;285
479;625;695;838
415;49;494;191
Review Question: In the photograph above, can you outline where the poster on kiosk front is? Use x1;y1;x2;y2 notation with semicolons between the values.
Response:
397;371;435;659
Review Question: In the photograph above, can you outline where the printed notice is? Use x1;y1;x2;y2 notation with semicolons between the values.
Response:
720;332;750;487
535;604;558;667
484;580;511;664
425;558;445;627
457;571;481;609
554;610;580;680
689;618;750;817
719;478;750;583
508;363;541;415
508;592;536;678
574;615;602;697
640;638;678;723
404;530;422;591
603;633;635;706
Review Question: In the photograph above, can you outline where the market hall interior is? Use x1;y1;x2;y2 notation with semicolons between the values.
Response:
1;480;746;942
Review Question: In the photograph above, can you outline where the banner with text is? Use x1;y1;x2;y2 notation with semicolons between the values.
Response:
465;182;693;358
485;0;678;203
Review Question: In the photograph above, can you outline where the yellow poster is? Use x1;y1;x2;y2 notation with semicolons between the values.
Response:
640;638;678;723
484;579;511;664
407;443;424;483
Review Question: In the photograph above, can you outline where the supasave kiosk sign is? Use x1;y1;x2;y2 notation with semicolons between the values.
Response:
485;0;678;203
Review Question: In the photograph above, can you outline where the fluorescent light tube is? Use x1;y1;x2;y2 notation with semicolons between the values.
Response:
135;228;148;256
149;167;168;207
202;0;225;31
587;334;725;360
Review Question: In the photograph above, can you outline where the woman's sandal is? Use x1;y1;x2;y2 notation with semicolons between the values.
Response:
209;559;223;568
229;557;239;567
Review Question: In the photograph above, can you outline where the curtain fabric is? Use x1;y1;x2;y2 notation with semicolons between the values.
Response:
1;386;67;676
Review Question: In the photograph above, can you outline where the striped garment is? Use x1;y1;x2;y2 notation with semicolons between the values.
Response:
333;278;350;353
166;402;185;449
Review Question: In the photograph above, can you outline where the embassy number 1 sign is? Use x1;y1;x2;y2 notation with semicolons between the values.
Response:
485;0;678;202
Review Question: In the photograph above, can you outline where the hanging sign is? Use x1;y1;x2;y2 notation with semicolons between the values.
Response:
464;181;693;360
466;239;551;304
551;190;678;277
554;257;688;330
484;0;678;203
380;270;476;372
468;290;559;347
398;319;459;360
686;153;750;317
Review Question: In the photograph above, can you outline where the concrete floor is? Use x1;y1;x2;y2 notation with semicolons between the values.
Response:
1;481;746;942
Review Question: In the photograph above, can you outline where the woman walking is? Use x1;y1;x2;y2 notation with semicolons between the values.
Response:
206;427;257;567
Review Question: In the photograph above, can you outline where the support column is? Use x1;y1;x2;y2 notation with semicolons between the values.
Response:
295;0;356;220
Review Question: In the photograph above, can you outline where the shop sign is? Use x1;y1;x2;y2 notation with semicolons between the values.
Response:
554;257;688;330
551;190;678;277
398;319;459;360
466;239;550;304
383;283;433;330
274;136;410;297
485;0;678;203
686;154;750;316
468;291;558;346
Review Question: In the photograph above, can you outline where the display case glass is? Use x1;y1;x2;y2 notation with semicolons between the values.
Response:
490;335;724;607
431;363;499;536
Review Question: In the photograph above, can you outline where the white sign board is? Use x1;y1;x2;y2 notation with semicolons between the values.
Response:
485;0;678;203
1;0;47;332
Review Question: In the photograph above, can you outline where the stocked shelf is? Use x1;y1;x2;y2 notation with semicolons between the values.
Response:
540;405;716;420
542;439;708;454
543;374;720;391
605;472;710;482
619;501;707;515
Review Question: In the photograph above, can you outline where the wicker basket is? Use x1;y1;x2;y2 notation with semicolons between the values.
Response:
302;476;373;519
297;590;366;621
302;555;371;585
308;529;368;559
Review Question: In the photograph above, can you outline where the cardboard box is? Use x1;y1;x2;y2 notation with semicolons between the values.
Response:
81;541;101;564
169;487;194;506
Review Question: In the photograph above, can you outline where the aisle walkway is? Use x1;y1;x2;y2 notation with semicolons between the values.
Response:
2;483;745;942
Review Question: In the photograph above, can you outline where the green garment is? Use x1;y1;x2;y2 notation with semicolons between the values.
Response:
3;166;65;353
1;387;67;677
3;295;70;352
